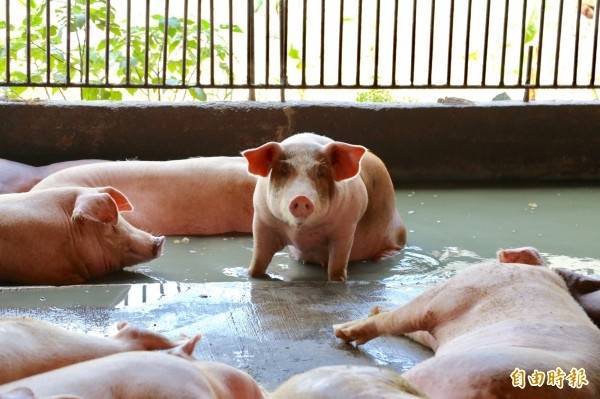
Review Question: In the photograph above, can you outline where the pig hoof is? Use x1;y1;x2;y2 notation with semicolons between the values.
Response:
333;320;377;345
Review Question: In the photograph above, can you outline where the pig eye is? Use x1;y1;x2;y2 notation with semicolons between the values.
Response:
316;164;328;178
278;162;291;176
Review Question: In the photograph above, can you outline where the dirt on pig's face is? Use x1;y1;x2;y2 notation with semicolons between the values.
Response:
267;145;336;227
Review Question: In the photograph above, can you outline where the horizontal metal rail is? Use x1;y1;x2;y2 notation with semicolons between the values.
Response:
1;0;599;92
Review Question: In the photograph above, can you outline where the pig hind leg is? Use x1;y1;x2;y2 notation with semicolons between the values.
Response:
334;284;445;345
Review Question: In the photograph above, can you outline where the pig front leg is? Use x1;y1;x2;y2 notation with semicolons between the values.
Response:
327;229;356;282
248;220;284;278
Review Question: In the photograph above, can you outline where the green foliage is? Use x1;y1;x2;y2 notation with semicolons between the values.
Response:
356;89;393;103
1;0;240;100
524;8;539;44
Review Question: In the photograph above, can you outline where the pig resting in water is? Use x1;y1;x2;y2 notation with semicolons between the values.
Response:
242;133;406;281
0;187;164;285
333;247;600;399
0;319;264;399
0;159;105;194
33;157;256;235
0;318;189;384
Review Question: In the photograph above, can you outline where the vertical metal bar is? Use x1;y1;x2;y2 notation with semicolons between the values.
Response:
266;0;270;84
196;0;201;85
85;0;90;84
280;0;287;100
373;0;380;86
536;0;545;86
573;0;582;85
126;0;131;84
105;0;110;84
248;0;255;99
518;0;527;85
500;0;510;85
182;0;189;84
553;0;564;86
301;0;307;85
5;0;9;83
210;0;214;85
481;0;491;85
229;0;233;86
26;0;31;82
410;0;417;85
162;0;170;85
446;0;454;85
463;0;472;85
391;0;399;85
427;0;435;86
46;0;51;83
591;0;600;85
66;0;70;84
144;0;150;85
355;0;362;85
337;0;344;85
524;45;533;101
319;0;325;86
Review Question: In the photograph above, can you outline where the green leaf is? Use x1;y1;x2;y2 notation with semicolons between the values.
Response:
524;10;539;44
288;46;300;60
110;90;122;100
188;87;206;101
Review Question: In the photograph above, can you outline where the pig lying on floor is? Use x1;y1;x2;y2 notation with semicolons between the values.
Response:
33;157;256;235
242;133;406;281
0;159;105;194
328;247;599;399
0;187;164;285
499;247;600;328
0;318;188;384
0;319;264;399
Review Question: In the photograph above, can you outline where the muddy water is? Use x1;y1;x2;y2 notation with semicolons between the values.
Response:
128;187;600;285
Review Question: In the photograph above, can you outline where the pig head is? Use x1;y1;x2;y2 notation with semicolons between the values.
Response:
0;187;164;285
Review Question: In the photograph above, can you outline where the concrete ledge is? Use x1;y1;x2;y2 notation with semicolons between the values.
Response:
1;100;599;183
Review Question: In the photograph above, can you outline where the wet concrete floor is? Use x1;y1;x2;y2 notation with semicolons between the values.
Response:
1;187;599;389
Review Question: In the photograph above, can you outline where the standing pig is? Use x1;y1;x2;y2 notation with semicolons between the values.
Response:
242;133;406;281
0;187;164;285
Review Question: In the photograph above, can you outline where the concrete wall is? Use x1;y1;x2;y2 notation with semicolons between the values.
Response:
1;100;599;183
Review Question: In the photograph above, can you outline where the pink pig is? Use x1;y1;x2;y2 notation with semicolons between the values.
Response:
242;133;406;281
0;186;164;285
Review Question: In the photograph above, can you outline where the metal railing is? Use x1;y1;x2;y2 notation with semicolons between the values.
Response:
1;0;599;99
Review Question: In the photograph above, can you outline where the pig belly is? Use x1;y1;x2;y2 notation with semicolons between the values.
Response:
0;159;41;194
404;347;597;399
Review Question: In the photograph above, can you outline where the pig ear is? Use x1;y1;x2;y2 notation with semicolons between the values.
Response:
98;187;134;212
72;192;119;225
241;142;282;177
324;142;367;181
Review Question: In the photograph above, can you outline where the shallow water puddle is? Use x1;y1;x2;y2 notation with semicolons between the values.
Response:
125;187;600;285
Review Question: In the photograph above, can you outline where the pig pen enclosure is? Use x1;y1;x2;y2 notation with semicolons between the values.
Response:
2;0;600;391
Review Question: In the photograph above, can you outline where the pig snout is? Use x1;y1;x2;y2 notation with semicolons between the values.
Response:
153;236;166;258
289;195;314;219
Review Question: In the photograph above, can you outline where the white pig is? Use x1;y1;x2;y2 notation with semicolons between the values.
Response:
0;187;164;285
33;158;256;235
334;247;600;398
242;133;406;281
